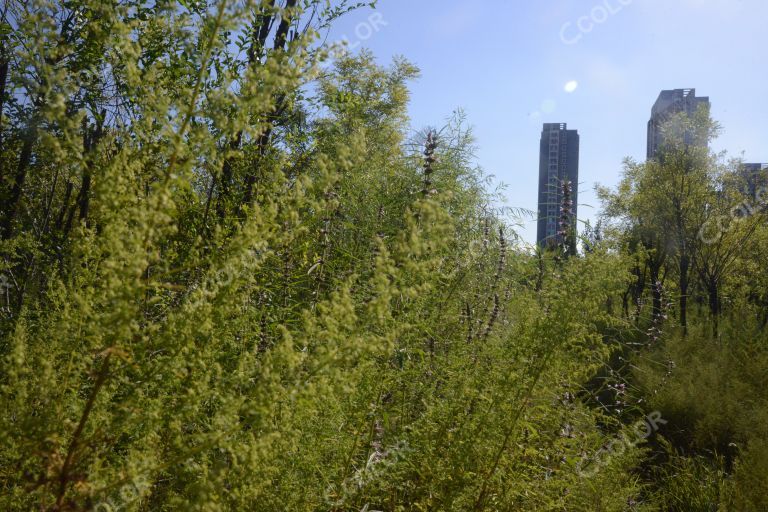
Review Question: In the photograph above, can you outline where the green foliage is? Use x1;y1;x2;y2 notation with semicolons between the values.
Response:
599;107;768;510
650;451;732;512
0;2;646;509
637;322;768;451
3;1;767;511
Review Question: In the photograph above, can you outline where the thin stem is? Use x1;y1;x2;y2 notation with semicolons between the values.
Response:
54;352;113;511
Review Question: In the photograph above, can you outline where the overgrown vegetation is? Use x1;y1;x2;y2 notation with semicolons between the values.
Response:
1;1;766;510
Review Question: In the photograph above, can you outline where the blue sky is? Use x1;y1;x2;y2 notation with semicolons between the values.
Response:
323;0;768;244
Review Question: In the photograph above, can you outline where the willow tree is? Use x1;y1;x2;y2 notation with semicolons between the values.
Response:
600;108;719;333
695;162;767;334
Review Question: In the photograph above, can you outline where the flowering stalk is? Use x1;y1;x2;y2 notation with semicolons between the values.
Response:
421;131;438;197
482;228;506;340
646;281;671;346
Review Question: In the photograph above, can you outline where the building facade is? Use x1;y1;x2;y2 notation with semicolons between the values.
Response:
647;88;710;160
537;123;579;248
740;163;768;201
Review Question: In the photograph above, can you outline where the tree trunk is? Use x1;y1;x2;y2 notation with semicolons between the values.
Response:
708;278;720;336
679;254;690;334
622;290;629;319
241;0;297;208
242;127;272;206
0;56;8;181
1;130;34;240
216;131;242;220
216;1;275;219
77;118;104;228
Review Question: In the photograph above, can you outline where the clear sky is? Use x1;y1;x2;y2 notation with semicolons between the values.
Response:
323;0;768;245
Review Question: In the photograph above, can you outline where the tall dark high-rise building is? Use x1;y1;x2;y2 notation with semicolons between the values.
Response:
537;123;579;248
739;163;768;201
647;88;710;160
